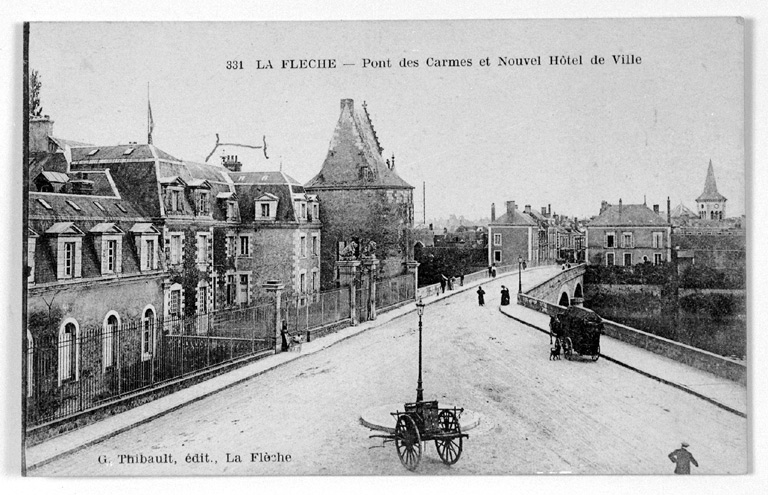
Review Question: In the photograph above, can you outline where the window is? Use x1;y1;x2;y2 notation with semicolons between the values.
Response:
106;239;117;272
312;271;318;292
198;284;209;314
170;190;180;212
66;200;81;212
196;191;209;216
227;201;236;221
170;234;182;264
313;203;319;220
227;235;236;257
170;289;181;317
142;308;155;360
226;275;236;306
623;253;632;266
652;232;663;249
37;198;53;210
58;320;78;384
494;250;502;263
312;235;318;256
300;272;306;293
654;253;663;265
621;233;633;249
606;252;615;266
123;147;134;155
261;203;271;217
301;203;307;219
239;235;250;257
63;241;76;278
93;201;106;213
87;148;99;156
605;233;615;248
197;233;209;263
144;238;156;270
103;313;119;370
239;274;249;304
300;236;307;257
493;233;502;246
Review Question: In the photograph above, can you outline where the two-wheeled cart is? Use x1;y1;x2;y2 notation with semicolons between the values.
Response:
371;400;468;471
555;305;603;361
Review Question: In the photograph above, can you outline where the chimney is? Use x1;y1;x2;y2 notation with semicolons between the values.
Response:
653;204;659;214
619;198;623;217
600;200;609;215
30;115;54;153
524;204;531;214
548;204;551;216
70;179;94;195
506;201;516;218
341;98;354;112
221;154;242;172
541;206;547;216
491;203;496;222
667;196;671;224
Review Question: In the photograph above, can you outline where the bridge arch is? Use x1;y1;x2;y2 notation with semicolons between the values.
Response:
574;283;583;299
558;292;570;307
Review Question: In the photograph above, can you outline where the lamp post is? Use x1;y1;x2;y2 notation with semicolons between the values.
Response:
518;256;523;293
415;297;425;402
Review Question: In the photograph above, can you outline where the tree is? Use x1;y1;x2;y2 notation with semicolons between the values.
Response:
29;69;43;117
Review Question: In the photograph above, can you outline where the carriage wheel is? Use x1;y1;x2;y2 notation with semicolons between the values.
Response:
591;345;600;361
435;410;463;465
563;338;573;360
395;415;422;471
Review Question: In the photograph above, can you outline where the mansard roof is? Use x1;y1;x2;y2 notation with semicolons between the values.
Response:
306;99;412;190
696;160;727;202
589;203;670;227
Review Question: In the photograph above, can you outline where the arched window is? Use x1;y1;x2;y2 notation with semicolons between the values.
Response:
142;306;156;361
103;312;120;370
58;319;79;385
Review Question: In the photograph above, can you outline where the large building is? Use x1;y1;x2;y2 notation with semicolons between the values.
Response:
487;201;539;266
585;199;672;266
305;99;415;288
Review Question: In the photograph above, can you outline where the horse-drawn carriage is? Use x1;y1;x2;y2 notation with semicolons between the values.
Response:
550;305;603;361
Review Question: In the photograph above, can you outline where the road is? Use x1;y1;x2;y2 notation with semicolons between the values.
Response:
32;269;747;475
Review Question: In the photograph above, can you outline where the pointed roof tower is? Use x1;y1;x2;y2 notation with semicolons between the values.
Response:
696;160;727;202
306;99;412;189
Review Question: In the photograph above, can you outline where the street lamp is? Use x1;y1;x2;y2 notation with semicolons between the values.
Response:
518;256;523;293
415;296;425;402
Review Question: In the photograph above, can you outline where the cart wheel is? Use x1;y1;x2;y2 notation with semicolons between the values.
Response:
395;415;422;471
591;345;600;361
435;410;463;465
564;338;573;360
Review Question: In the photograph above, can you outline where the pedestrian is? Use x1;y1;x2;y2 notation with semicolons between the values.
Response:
460;271;465;286
549;314;562;345
449;276;455;290
477;286;485;306
668;442;699;474
522;260;527;270
440;274;447;294
488;265;492;277
500;286;510;306
280;320;290;352
491;265;497;278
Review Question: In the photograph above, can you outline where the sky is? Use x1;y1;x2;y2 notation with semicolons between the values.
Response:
29;19;745;221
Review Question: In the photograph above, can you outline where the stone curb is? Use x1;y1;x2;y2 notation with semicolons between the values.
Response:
497;306;747;418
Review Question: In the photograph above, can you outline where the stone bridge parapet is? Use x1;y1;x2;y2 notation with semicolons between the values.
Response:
524;263;585;306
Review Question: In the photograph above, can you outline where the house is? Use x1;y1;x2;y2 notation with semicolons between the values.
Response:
488;200;539;266
586;199;672;266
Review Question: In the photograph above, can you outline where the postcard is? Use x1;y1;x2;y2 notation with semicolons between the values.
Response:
21;18;746;476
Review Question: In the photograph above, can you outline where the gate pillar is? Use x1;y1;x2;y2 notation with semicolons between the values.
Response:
362;259;380;320
262;280;285;352
336;260;361;325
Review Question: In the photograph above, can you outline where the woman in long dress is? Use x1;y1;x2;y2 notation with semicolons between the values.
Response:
477;286;486;306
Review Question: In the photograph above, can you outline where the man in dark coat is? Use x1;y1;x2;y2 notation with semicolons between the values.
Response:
440;275;447;294
477;286;486;306
668;442;698;474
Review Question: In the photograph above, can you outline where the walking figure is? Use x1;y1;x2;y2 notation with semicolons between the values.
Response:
668;442;698;474
488;265;492;277
440;274;447;294
460;271;465;286
448;276;455;291
491;265;497;278
500;286;510;306
477;286;486;306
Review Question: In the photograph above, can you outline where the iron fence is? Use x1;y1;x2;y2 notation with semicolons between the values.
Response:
283;286;351;335
26;303;274;427
375;272;416;310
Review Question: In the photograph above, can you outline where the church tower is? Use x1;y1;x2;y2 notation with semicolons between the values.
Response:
695;160;727;220
306;99;415;288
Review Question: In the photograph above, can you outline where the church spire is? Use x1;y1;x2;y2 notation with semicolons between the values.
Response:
696;159;726;202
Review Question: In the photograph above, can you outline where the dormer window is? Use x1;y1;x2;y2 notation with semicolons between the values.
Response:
66;200;81;212
255;193;279;221
90;223;125;275
87;148;99;156
196;191;210;216
93;201;107;213
123;147;134;155
130;223;161;271
216;191;238;222
46;222;85;280
186;179;212;217
37;198;53;210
